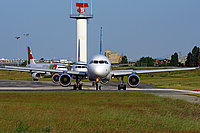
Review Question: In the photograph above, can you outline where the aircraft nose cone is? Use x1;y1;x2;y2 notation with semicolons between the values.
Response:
94;66;108;78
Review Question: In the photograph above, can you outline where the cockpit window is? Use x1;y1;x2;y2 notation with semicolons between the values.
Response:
99;60;104;64
94;60;98;64
89;60;109;64
75;65;87;68
75;66;81;68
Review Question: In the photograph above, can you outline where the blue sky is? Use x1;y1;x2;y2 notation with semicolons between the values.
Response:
0;0;200;61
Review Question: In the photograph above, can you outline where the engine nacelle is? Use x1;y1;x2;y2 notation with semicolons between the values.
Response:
59;73;72;87
52;73;60;84
32;73;41;80
127;74;140;88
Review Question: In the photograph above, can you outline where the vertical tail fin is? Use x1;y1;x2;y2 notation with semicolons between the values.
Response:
27;46;35;64
100;27;103;55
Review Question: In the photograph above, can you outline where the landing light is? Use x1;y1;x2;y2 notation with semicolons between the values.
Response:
96;78;100;82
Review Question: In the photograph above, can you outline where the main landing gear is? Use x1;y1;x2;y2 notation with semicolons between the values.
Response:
117;76;126;90
118;84;126;90
73;76;83;90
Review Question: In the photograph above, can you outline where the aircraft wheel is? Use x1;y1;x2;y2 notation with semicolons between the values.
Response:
118;85;121;90
123;85;126;90
73;84;77;90
99;85;101;90
92;82;95;87
96;83;98;90
78;84;82;90
33;79;38;81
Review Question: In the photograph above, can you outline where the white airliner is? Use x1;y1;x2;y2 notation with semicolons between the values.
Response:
0;30;198;90
1;46;68;81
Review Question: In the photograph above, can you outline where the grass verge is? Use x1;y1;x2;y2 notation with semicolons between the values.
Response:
0;92;200;132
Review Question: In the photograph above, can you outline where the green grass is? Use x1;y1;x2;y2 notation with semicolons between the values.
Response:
0;70;32;80
139;69;200;90
0;92;200;132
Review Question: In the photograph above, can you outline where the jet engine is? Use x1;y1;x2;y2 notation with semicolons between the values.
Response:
59;73;72;87
52;73;60;84
32;73;41;81
127;74;140;88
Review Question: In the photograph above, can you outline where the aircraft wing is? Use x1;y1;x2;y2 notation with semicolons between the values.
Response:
112;67;198;77
0;66;87;76
0;67;30;72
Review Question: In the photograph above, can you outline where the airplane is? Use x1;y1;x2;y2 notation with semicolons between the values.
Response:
0;28;198;90
1;46;69;81
27;46;70;81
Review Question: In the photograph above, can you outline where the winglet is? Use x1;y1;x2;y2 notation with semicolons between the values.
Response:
100;27;103;55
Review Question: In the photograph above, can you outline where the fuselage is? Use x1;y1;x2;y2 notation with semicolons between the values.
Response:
27;63;68;77
71;61;87;72
87;55;111;81
27;63;68;70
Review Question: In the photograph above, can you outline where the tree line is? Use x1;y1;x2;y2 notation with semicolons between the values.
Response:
185;46;200;67
135;46;200;67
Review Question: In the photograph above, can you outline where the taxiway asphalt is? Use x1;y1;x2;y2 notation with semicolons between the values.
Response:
0;80;199;103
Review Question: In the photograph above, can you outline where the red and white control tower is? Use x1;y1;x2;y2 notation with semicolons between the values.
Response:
70;0;93;63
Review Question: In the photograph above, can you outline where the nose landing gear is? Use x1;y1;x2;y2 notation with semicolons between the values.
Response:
96;82;101;90
95;78;102;90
